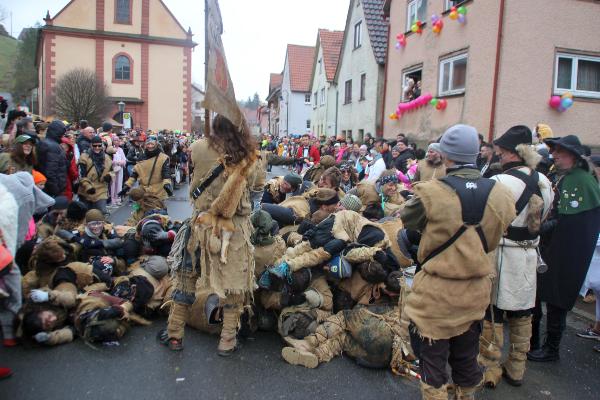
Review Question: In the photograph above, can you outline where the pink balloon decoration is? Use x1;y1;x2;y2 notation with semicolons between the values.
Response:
548;96;561;109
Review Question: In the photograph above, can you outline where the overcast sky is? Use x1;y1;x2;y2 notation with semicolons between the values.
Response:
1;0;349;101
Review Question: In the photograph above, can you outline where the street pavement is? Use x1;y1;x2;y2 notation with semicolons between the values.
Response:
1;169;599;400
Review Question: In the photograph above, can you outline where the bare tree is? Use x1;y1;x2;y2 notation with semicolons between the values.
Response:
50;68;110;127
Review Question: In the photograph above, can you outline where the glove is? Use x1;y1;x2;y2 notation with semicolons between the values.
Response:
151;230;169;241
539;219;558;235
34;332;50;343
103;174;112;183
289;293;307;306
323;239;347;256
56;229;75;242
30;289;50;303
117;186;130;196
164;184;174;197
373;250;388;265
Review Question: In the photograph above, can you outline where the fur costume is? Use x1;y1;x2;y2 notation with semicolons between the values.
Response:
188;138;256;299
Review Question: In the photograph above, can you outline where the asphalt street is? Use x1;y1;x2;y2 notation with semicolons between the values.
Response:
1;168;599;400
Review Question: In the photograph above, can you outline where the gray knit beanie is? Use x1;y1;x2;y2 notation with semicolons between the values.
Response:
339;194;362;212
439;124;479;164
142;255;169;279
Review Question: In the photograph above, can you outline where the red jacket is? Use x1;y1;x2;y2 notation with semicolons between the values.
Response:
296;145;320;163
61;138;79;200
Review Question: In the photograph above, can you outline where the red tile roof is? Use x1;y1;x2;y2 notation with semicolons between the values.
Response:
319;29;344;82
287;44;316;92
269;73;283;93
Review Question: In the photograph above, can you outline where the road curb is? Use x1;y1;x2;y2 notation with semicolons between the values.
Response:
572;306;595;322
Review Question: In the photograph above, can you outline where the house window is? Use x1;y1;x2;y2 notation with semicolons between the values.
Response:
344;80;352;104
407;0;427;32
319;59;322;75
359;73;366;101
113;54;132;82
401;65;423;101
353;21;362;49
347;129;352;139
444;0;468;11
115;0;132;24
305;93;311;104
306;119;311;130
555;53;600;98
195;102;202;110
313;91;318;108
439;53;467;96
320;88;325;106
358;129;364;143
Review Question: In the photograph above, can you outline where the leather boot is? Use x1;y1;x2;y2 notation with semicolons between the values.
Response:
527;342;560;362
217;305;241;357
478;320;503;388
528;317;562;362
420;382;449;400
503;316;531;386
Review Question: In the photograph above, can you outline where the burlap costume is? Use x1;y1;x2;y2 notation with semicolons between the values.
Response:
78;152;113;202
403;178;515;340
415;159;446;182
167;139;256;352
303;155;336;184
125;152;171;200
282;304;400;369
351;181;404;216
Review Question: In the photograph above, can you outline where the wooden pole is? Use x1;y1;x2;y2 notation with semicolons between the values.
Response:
204;0;210;137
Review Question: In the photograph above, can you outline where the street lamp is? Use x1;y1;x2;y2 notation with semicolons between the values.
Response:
118;101;125;113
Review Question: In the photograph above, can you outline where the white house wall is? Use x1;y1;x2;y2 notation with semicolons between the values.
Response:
336;1;384;141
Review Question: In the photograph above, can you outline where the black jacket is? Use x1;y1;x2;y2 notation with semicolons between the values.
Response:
37;121;68;197
76;135;92;155
394;149;416;174
126;146;144;166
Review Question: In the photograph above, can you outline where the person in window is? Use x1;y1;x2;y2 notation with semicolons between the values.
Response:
403;78;415;101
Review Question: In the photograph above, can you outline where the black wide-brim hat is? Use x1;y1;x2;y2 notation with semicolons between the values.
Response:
493;125;532;152
544;135;584;159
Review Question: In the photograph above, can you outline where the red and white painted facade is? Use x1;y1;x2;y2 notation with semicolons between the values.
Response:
36;0;196;131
